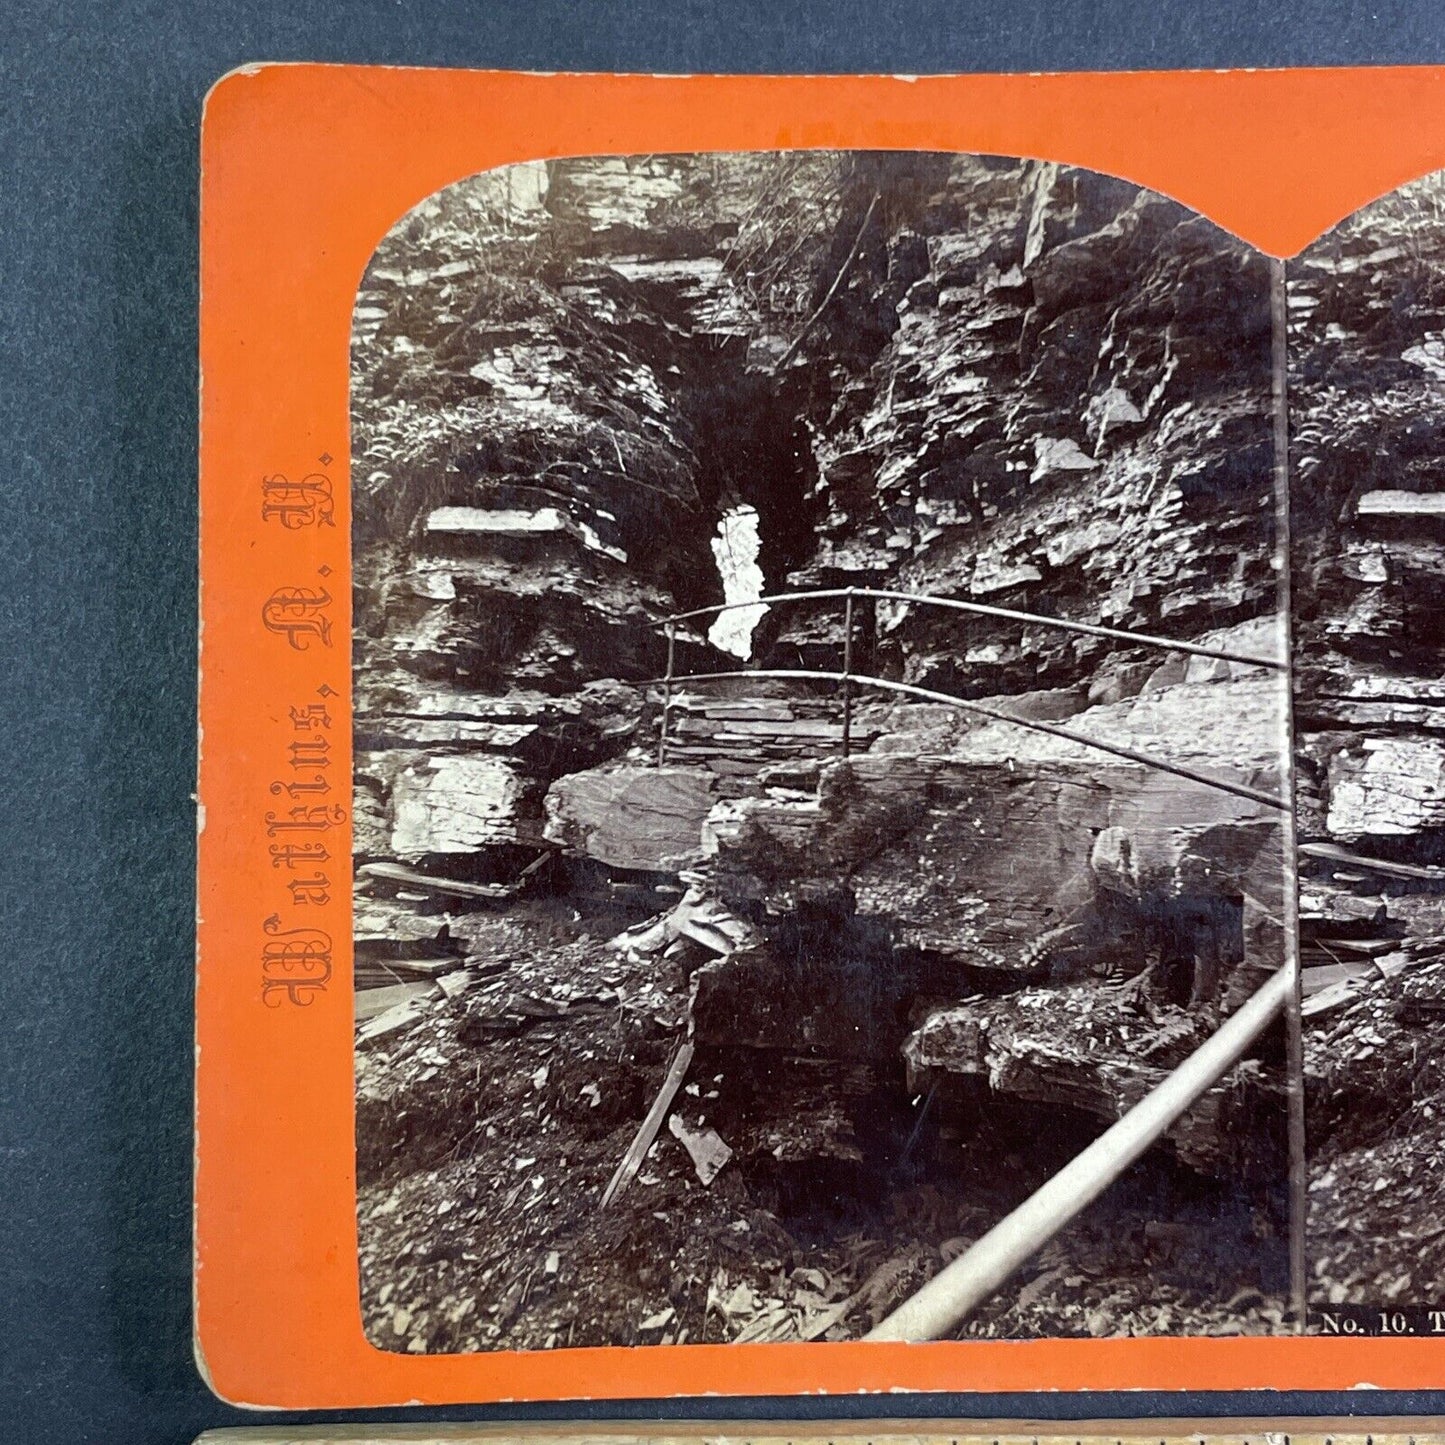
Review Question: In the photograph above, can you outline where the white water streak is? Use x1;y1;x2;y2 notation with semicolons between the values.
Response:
708;505;768;658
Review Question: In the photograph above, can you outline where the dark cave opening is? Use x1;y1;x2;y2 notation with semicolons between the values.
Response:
671;367;821;640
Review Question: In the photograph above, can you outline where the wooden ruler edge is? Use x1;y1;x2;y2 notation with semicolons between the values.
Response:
193;1418;1445;1444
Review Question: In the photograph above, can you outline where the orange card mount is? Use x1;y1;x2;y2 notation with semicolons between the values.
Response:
198;65;1445;1407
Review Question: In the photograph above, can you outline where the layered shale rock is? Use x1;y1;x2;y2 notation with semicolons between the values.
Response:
772;157;1276;699
355;153;1288;1184
1289;171;1445;1301
1290;179;1445;854
353;155;848;858
544;766;718;873
352;154;1320;1353
702;669;1287;1018
902;984;1283;1176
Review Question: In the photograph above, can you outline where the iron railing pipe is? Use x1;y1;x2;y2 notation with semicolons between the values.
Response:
655;586;1284;671
865;962;1294;1342
646;667;1287;812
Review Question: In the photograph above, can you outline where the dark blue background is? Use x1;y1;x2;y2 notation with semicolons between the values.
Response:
7;3;1445;1440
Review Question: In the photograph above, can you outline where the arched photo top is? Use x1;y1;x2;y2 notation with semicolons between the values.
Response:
349;148;1295;1360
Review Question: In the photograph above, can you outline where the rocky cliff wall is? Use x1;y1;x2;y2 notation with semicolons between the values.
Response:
352;155;848;864
787;157;1276;700
351;153;1299;1349
1289;172;1445;1305
353;153;1281;872
1289;175;1445;859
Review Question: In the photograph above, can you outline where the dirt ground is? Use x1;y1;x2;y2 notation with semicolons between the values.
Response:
356;897;1292;1354
1306;951;1445;1307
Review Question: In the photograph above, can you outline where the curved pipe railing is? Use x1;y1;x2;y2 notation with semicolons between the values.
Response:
658;586;1286;671
648;666;1286;812
640;586;1299;1329
647;585;1287;808
645;586;1298;1333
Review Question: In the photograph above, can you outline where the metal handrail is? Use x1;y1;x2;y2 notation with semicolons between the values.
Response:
658;586;1285;671
644;586;1300;1329
867;962;1294;1341
648;667;1286;812
650;584;1288;808
644;585;1300;1328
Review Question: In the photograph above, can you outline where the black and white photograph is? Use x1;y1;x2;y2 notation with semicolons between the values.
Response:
350;152;1300;1352
1289;175;1445;1312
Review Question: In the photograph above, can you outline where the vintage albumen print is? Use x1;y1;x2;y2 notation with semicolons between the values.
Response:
350;152;1302;1353
1290;176;1445;1317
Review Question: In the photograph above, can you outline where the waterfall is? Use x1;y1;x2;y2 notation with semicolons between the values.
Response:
707;504;768;659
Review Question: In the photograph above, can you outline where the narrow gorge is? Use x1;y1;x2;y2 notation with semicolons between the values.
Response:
344;152;1440;1352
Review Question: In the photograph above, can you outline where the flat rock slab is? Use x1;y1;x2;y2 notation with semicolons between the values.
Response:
709;749;1285;975
905;984;1283;1176
1327;737;1445;840
545;765;716;871
390;754;530;857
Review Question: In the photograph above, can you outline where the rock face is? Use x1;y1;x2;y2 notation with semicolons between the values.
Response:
386;754;529;856
903;984;1282;1176
354;153;1280;872
352;155;844;858
1289;177;1445;851
704;673;1287;1012
355;147;1287;1115
353;152;1301;1349
1325;737;1445;840
782;158;1275;702
1289;171;1445;1304
544;766;717;872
